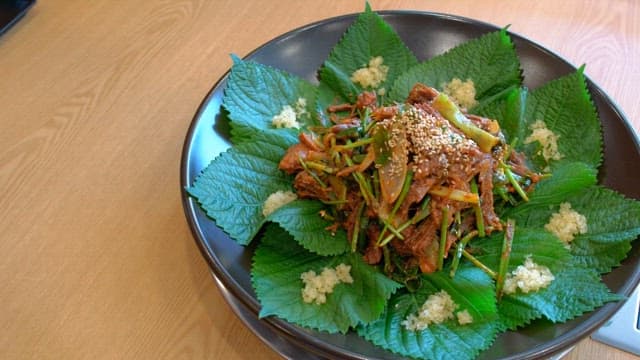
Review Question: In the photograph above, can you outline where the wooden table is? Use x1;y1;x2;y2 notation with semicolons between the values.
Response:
1;1;638;359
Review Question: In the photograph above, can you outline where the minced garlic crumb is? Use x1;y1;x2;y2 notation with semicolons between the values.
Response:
456;309;474;325
271;105;298;128
301;264;353;305
334;263;353;283
401;290;458;331
351;56;389;89
442;78;477;109
262;190;297;217
503;256;555;295
524;120;563;163
295;97;308;117
271;97;308;129
545;202;588;245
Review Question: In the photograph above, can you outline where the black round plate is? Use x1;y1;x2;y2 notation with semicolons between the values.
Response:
181;10;640;360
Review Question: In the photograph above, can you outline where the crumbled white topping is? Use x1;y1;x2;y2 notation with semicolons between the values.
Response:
301;264;353;305
271;97;308;129
442;78;477;109
503;256;555;295
402;290;462;331
524;120;563;164
295;97;308;117
456;309;474;325
262;190;297;217
545;202;588;245
334;263;353;283
271;105;299;129
351;56;389;88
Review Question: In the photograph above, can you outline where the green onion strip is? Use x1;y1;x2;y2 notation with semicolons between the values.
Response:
437;207;450;271
496;218;515;299
462;250;497;280
351;201;366;252
500;160;529;202
334;137;375;151
449;230;479;278
298;156;327;188
471;178;486;237
377;170;414;245
343;154;375;206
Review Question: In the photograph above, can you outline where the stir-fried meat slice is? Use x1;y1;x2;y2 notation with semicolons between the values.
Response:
279;146;329;174
327;91;377;119
293;171;331;201
356;91;377;110
393;213;441;273
363;223;383;265
371;106;398;121
447;163;478;190
277;82;542;277
405;176;439;204
412;102;441;119
407;83;439;104
397;196;474;273
299;132;323;152
394;201;441;257
395;175;439;223
417;240;441;273
458;210;478;235
330;118;361;134
508;150;529;176
279;133;327;174
477;155;502;231
444;231;458;259
508;149;542;183
279;143;309;174
327;103;353;114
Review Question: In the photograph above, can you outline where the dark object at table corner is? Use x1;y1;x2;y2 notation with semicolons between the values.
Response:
0;0;36;37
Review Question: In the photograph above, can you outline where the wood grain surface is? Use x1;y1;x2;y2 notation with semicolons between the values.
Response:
1;1;638;359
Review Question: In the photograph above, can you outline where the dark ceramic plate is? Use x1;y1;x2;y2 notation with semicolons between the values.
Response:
181;11;640;360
